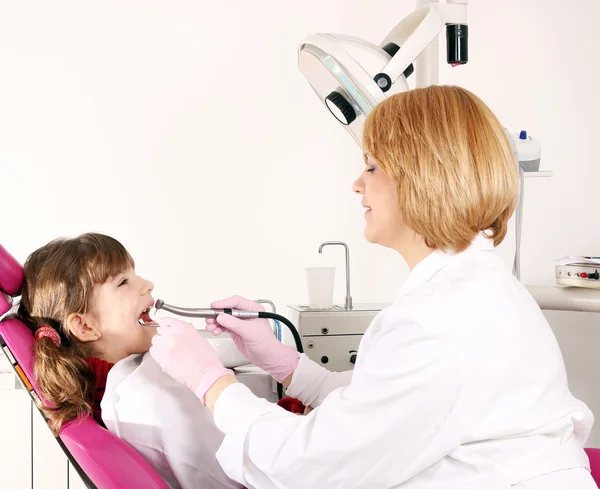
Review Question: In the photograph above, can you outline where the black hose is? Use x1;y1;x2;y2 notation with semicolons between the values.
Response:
257;311;303;354
256;311;303;400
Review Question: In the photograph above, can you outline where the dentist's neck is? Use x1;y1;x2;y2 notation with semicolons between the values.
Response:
393;236;435;271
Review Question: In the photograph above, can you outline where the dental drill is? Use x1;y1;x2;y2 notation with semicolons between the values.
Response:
154;299;304;400
154;299;304;354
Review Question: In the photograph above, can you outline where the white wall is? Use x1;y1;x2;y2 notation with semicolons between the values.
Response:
1;0;599;445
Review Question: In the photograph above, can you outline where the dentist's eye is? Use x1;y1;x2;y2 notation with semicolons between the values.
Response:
366;166;376;174
118;278;129;287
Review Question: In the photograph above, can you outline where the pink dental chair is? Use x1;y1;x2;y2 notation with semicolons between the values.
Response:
2;242;600;489
588;448;600;488
0;244;169;489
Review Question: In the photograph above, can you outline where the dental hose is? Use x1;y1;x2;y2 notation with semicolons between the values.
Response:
256;311;303;354
258;311;303;400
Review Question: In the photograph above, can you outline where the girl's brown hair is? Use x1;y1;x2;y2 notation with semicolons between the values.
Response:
15;233;133;434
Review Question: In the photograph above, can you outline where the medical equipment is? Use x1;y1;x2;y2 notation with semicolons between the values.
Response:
285;241;386;370
513;161;525;280
285;303;386;371
154;300;303;354
168;299;282;339
554;257;600;289
512;130;542;172
255;299;282;338
297;0;469;146
154;299;261;319
0;244;170;489
556;264;600;289
155;300;304;400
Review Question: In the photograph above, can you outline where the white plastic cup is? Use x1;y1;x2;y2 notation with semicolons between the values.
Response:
305;267;336;309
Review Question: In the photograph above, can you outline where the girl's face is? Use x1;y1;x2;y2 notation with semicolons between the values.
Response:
69;268;157;363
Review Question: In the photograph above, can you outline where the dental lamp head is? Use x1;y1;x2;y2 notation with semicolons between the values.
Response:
297;0;469;147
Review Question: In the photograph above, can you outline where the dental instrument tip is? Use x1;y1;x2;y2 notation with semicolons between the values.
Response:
155;299;164;310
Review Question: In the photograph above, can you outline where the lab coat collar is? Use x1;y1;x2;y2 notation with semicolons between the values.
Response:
396;233;494;300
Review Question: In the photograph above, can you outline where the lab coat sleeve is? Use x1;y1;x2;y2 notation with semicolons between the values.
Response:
285;353;354;408
213;318;460;489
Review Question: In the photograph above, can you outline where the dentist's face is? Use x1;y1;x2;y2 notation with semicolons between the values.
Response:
352;154;406;249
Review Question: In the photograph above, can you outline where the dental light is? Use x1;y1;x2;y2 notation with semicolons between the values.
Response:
298;2;526;282
297;0;468;146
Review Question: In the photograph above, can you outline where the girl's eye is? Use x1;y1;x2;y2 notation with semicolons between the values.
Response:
118;278;129;287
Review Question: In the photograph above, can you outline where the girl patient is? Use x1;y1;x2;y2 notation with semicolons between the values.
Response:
15;232;241;489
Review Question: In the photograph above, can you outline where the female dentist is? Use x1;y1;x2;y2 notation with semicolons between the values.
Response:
150;86;595;489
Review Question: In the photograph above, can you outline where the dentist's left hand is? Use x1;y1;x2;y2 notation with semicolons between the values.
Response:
150;317;235;405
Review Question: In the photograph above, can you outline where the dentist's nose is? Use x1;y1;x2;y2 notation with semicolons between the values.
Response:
352;174;364;194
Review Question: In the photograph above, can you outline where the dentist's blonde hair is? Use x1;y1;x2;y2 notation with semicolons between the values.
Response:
362;85;518;253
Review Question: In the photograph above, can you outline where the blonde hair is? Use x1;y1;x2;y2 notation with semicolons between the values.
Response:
16;233;134;434
362;85;518;253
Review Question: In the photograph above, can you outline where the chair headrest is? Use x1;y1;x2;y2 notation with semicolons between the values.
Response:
0;244;24;296
0;244;24;316
0;293;10;317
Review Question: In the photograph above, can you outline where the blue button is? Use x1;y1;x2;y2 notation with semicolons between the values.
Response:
519;130;527;140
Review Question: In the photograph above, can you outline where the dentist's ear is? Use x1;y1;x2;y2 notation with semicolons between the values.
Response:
66;313;101;342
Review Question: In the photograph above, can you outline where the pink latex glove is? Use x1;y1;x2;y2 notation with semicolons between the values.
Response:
206;295;299;383
150;317;234;405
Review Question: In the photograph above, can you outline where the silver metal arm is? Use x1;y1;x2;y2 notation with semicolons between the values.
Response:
318;241;353;310
254;299;277;335
254;299;276;313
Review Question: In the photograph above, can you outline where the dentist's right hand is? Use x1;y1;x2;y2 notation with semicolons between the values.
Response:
206;295;299;384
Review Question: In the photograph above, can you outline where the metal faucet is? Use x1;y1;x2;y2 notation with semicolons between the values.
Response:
318;241;353;310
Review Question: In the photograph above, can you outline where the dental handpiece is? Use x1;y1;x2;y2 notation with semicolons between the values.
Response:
154;299;303;354
154;299;260;320
153;298;305;401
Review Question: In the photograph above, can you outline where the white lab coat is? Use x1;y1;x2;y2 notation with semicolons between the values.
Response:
101;352;242;489
212;234;596;489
